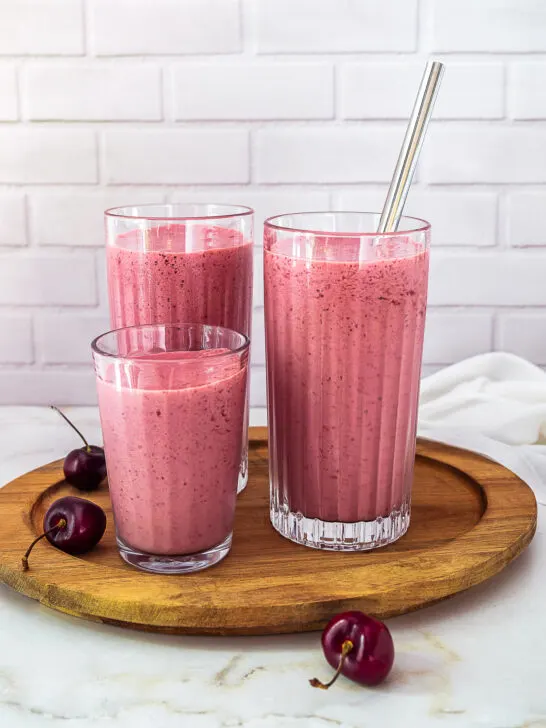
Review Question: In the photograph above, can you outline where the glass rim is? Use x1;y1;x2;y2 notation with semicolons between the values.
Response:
264;210;431;237
91;322;250;362
105;203;254;222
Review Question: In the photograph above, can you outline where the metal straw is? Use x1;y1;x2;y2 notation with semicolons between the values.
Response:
377;61;445;233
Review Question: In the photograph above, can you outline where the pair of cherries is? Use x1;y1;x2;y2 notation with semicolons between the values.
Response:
22;408;108;570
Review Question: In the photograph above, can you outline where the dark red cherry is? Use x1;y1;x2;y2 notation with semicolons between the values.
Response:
63;445;106;491
310;611;395;690
51;406;106;490
22;496;107;570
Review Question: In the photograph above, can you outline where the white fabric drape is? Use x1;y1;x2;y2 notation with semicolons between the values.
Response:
418;352;546;506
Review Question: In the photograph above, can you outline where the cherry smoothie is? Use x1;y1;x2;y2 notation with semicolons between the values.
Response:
96;348;247;557
265;214;429;549
107;223;253;336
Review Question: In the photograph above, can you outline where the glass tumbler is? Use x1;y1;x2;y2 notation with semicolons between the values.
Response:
92;323;249;574
105;204;253;492
264;212;430;551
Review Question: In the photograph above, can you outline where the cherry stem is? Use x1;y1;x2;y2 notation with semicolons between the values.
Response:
50;405;90;451
309;639;354;690
21;519;67;571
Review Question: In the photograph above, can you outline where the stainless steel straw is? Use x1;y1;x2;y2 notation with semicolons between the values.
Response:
377;61;445;233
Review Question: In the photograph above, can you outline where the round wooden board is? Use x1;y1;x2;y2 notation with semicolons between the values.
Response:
0;428;537;635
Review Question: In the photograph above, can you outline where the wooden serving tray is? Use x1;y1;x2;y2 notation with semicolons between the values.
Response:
0;428;537;635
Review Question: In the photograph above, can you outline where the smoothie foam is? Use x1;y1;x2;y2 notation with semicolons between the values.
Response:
107;223;252;337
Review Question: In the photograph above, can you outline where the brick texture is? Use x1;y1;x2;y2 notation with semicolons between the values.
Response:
424;312;493;364
510;63;546;119
255;0;417;53
0;129;96;184
0;0;83;56
0;315;34;364
104;130;249;184
0;66;18;120
429;252;546;306
173;63;333;120
1;0;545;405
0;194;27;247
423;127;546;184
254;128;401;183
506;192;546;247
431;0;546;53
36;314;109;364
0;253;96;306
91;0;241;56
497;313;546;364
23;64;162;121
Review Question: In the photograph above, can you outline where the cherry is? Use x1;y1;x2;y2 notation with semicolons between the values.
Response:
22;496;107;571
310;611;395;690
51;406;106;491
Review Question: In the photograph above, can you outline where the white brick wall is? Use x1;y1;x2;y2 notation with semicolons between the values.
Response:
36;314;110;364
506;192;546;247
497;313;546;364
0;129;97;184
0;194;27;247
172;63;334;120
254;0;418;53
0;315;34;364
0;0;84;56
0;66;18;120
0;253;97;306
509;63;546;120
90;0;241;56
1;0;546;406
423;127;546;184
429;252;546;306
103;130;249;184
23;64;163;121
430;0;546;53
424;313;493;364
254;128;401;183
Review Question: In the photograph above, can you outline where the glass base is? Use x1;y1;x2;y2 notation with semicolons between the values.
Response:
117;533;232;574
237;453;248;493
270;504;410;551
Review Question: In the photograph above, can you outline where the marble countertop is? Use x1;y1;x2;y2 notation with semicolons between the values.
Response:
1;406;545;728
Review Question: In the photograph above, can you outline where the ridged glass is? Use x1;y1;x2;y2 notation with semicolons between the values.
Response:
92;323;249;574
264;212;430;551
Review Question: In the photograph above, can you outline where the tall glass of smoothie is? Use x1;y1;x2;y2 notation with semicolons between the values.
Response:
92;323;249;574
105;204;253;492
264;212;430;551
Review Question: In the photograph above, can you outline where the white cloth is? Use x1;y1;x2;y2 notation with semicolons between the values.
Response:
418;352;546;505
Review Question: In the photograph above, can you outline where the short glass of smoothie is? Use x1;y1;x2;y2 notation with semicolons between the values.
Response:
264;212;430;551
92;322;249;574
105;204;253;493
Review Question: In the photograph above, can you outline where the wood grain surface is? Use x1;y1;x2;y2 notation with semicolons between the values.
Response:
0;428;537;635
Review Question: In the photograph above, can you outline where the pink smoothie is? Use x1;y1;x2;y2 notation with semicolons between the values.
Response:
96;349;247;555
107;223;253;337
265;235;429;523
